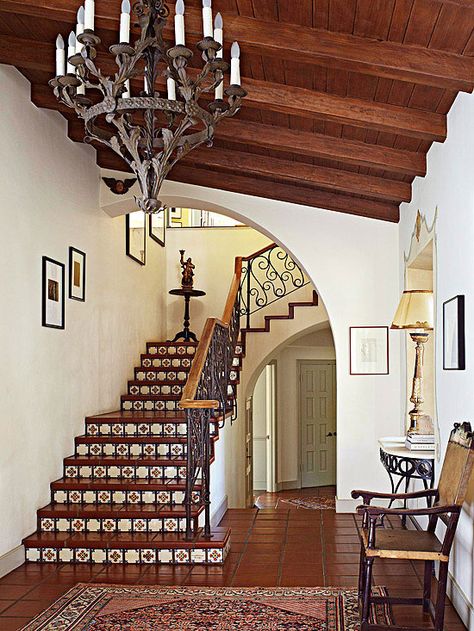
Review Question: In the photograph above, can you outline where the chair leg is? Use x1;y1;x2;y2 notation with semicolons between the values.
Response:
423;560;434;612
358;545;366;600
434;562;449;631
361;557;374;631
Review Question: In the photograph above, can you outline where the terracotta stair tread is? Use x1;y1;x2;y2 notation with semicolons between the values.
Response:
121;394;183;400
64;455;188;466
87;411;185;422
146;341;198;347
76;436;189;444
128;379;187;386
38;503;203;518
51;478;197;491
23;527;229;549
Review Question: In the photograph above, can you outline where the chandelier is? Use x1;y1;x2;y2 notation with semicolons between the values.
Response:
50;0;247;213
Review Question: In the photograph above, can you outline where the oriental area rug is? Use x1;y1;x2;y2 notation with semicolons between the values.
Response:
279;495;337;510
22;584;392;631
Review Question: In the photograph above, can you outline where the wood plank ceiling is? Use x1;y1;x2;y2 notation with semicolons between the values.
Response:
1;0;474;221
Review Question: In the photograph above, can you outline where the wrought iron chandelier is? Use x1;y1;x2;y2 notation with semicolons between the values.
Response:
50;0;247;213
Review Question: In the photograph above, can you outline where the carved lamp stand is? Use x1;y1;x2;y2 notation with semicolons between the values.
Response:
391;290;434;435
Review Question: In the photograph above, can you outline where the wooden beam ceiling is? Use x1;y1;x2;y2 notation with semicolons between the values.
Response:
1;0;473;221
1;0;473;91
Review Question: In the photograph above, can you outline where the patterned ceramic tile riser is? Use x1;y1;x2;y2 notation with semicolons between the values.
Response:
39;515;195;534
75;439;188;458
84;422;219;438
52;488;200;505
63;463;189;481
25;543;228;565
128;383;184;396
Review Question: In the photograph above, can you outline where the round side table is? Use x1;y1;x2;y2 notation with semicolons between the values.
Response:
169;288;206;343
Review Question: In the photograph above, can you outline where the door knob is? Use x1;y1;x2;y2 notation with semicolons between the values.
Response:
326;432;337;437
326;432;333;437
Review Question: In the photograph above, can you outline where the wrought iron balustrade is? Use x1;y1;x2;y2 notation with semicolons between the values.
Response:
239;243;309;329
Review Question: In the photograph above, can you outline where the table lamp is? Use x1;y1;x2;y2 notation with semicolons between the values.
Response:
391;290;434;435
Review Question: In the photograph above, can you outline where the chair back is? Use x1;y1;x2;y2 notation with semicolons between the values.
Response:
437;423;474;508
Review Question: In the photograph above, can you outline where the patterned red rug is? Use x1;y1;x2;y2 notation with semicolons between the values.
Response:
22;584;392;630
279;495;336;510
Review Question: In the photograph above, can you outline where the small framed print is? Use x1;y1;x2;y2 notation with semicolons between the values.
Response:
149;209;165;247
69;247;86;302
126;211;146;265
42;256;65;329
443;295;465;370
350;326;389;375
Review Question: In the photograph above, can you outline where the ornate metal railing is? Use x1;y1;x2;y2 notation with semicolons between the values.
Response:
239;243;309;329
179;259;242;539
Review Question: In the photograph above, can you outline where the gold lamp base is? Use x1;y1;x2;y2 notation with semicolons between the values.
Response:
407;332;433;435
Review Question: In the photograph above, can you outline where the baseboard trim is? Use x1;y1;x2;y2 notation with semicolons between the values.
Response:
0;545;24;578
276;480;299;492
447;570;473;628
336;498;358;513
211;495;228;527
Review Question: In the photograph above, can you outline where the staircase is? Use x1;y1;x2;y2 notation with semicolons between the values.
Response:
23;242;313;565
23;341;239;565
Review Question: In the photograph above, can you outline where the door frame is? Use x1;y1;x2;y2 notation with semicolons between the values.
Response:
266;361;278;493
297;359;337;490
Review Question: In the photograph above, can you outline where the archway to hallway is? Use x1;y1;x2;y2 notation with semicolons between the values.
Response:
246;322;337;508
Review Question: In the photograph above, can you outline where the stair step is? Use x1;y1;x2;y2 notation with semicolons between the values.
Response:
127;384;184;397
141;357;194;369
75;436;202;459
38;503;202;534
51;478;199;505
135;368;191;381
146;341;198;351
24;528;230;564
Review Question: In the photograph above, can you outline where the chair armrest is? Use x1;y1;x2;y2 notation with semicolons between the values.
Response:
356;503;460;518
351;488;438;504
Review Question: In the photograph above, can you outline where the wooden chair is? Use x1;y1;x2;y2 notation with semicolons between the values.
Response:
352;422;474;631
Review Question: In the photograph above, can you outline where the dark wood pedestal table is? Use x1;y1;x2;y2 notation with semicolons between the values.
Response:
379;436;435;527
169;287;206;343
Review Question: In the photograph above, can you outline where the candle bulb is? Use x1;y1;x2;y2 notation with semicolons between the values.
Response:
230;41;241;86
120;0;131;43
67;31;76;74
123;79;130;98
202;0;213;38
174;0;185;46
214;13;224;99
167;76;177;100
55;34;65;76
84;0;95;31
76;6;85;53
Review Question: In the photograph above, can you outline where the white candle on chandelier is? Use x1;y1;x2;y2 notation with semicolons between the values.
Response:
76;6;85;53
202;0;213;38
55;34;65;76
123;79;130;98
214;13;224;99
230;41;240;85
67;31;76;74
120;0;131;43
84;0;95;31
174;0;185;46
167;76;177;100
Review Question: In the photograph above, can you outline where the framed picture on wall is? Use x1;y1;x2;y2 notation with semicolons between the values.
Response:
126;210;146;265
69;247;86;301
149;209;165;247
349;326;389;375
443;295;465;370
42;256;65;329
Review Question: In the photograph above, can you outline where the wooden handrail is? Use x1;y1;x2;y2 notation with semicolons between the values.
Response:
240;242;275;261
179;258;243;410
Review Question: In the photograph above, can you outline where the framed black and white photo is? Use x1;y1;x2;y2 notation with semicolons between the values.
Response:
443;295;465;370
149;209;165;247
126;210;146;265
350;326;389;375
42;256;65;329
69;247;86;302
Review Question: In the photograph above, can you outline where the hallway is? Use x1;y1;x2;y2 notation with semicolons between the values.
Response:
0;488;466;630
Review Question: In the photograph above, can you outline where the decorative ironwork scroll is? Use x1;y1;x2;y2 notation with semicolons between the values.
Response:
239;243;309;329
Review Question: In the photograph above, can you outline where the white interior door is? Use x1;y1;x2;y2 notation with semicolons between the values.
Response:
245;397;254;507
299;361;336;488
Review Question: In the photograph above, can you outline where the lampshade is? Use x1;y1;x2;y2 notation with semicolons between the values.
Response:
391;290;434;330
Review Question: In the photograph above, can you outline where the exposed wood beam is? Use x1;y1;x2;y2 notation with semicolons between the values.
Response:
96;151;400;223
31;83;426;177
62;116;409;202
3;36;446;141
1;0;473;91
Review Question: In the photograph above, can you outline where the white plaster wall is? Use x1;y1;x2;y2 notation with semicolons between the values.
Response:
0;66;166;557
252;370;268;490
154;178;402;507
399;90;474;627
164;227;270;339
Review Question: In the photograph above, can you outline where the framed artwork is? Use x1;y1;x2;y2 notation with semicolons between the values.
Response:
168;207;184;227
149;209;165;247
42;256;65;329
69;247;86;301
443;295;465;370
350;326;389;375
126;210;146;265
